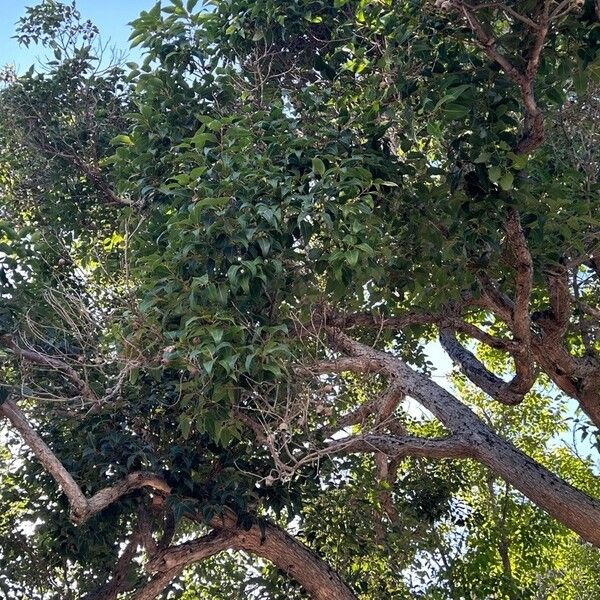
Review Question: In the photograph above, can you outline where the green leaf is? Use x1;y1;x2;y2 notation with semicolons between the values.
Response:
190;131;218;148
209;328;224;344
546;87;566;106
443;103;470;120
346;249;359;267
257;238;271;256
499;172;514;191
179;414;192;439
110;134;133;146
488;166;502;183
312;157;326;176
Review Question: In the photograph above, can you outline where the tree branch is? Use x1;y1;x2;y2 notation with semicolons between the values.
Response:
329;310;516;351
323;433;472;460
0;398;170;524
504;210;533;345
443;0;550;152
325;328;600;546
546;265;571;337
439;329;536;405
145;512;359;600
2;336;98;404
132;567;184;600
82;530;142;600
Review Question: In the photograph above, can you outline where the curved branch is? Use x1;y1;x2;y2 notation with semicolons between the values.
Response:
146;514;358;600
440;329;535;405
0;398;170;524
82;472;170;525
444;1;549;152
146;529;239;573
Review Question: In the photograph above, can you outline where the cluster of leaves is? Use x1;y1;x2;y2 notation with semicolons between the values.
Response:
0;1;599;599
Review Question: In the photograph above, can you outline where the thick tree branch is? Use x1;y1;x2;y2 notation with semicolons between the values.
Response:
324;328;600;546
146;512;359;600
132;567;184;600
146;529;239;573
439;329;536;405
0;398;170;524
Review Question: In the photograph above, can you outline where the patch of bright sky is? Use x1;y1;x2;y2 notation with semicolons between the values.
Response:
0;0;153;72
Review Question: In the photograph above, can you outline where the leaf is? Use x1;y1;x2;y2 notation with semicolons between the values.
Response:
209;328;224;344
433;85;470;112
179;414;192;439
509;153;528;170
111;134;133;146
443;103;470;120
499;172;514;191
190;131;218;148
346;249;359;267
312;157;326;176
257;238;271;256
546;87;566;106
488;166;502;183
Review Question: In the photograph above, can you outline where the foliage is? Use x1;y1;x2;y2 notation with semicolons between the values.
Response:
0;1;599;599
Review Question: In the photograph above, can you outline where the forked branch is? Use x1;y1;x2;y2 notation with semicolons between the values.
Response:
0;398;169;524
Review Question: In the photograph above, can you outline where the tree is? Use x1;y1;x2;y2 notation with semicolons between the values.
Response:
0;1;599;598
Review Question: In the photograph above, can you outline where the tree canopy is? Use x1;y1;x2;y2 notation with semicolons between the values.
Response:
0;1;599;598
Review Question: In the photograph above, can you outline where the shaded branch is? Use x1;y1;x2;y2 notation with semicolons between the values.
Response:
329;310;516;351
0;398;170;524
443;0;552;152
546;265;571;336
504;210;533;344
83;530;142;600
2;336;98;404
440;329;536;405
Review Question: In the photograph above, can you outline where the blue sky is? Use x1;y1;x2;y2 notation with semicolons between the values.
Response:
0;0;154;71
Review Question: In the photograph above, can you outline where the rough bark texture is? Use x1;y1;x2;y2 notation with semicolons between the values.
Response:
329;330;600;546
146;514;358;600
234;520;358;600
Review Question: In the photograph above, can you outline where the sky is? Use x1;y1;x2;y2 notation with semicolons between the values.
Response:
0;0;154;71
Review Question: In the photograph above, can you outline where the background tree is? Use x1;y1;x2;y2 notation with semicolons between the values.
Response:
0;1;599;599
